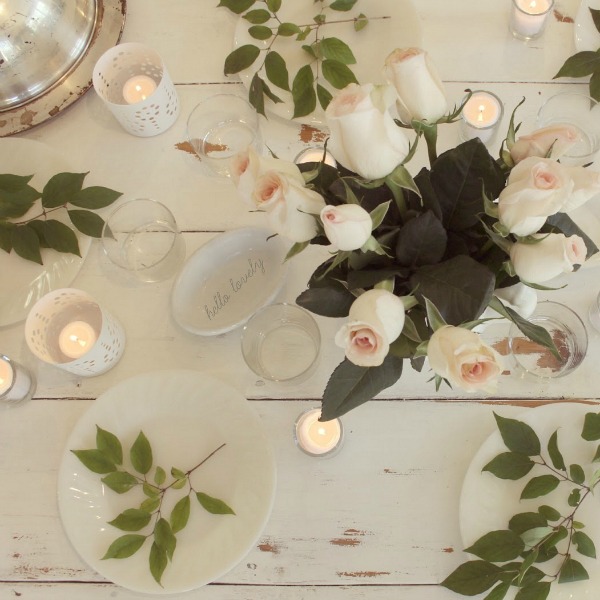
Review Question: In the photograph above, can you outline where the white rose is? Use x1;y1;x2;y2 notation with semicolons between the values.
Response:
510;125;580;164
320;204;372;251
325;83;409;179
263;174;325;243
335;289;405;367
383;47;448;123
498;157;574;236
427;326;503;393
562;165;600;212
494;283;538;319
510;233;587;284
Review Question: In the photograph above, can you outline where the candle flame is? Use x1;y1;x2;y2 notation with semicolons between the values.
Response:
69;334;88;349
317;427;326;436
135;84;148;101
529;0;537;8
477;104;486;123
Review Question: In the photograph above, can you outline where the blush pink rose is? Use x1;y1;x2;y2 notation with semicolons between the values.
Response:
320;204;372;251
510;125;580;164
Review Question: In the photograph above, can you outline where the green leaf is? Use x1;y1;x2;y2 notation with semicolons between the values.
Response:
71;449;116;474
554;50;600;79
509;512;548;535
171;467;185;479
321;355;403;420
319;37;356;64
590;69;600;102
248;25;272;40
558;557;589;583
292;64;316;119
538;505;561;521
591;7;600;33
170;495;191;534
223;44;261;75
547;430;565;471
0;173;34;192
0;221;14;253
67;209;105;238
520;526;553;548
520;475;560;500
0;186;40;218
108;508;152;532
154;466;166;486
69;186;122;209
573;531;596;558
278;22;301;36
101;471;139;494
11;225;42;264
154;517;176;561
494;414;541;456
101;534;145;560
582;412;600;441
243;8;270;23
196;492;235;515
130;431;153;475
316;83;333;110
568;488;582;506
296;282;355;317
37;220;80;256
149;542;167;586
41;172;87;208
484;581;511;600
396;211;447;268
249;72;267;117
329;0;358;11
265;0;280;11
264;50;290;91
517;550;540;586
171;478;187;490
322;59;358;89
569;463;585;484
482;452;535;480
464;530;524;562
441;560;502;595
514;581;551;600
354;13;368;32
143;482;160;497
217;0;256;14
140;496;161;512
96;425;123;465
542;526;568;550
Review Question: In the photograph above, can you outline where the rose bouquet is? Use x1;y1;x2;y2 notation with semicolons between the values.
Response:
232;48;600;420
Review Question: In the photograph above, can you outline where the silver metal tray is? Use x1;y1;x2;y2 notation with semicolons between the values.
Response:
0;0;127;136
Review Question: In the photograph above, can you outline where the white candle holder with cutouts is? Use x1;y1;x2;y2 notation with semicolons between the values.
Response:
93;42;179;137
25;288;126;377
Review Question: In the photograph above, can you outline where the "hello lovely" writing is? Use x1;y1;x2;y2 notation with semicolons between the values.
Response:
205;258;266;321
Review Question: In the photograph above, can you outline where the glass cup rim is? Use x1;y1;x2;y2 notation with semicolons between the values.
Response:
0;355;16;397
511;0;554;17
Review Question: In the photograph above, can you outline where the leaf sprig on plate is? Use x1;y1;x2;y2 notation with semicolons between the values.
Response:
220;0;380;118
0;172;121;265
72;426;235;586
554;7;600;100
442;411;600;600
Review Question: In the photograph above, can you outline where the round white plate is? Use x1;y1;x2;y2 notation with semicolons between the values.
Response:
0;138;91;327
58;370;276;594
232;0;422;124
575;0;600;52
460;403;600;600
171;227;288;336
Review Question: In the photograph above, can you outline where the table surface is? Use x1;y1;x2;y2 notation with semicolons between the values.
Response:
2;0;600;598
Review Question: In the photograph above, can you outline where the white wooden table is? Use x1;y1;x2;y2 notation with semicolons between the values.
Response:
1;0;599;598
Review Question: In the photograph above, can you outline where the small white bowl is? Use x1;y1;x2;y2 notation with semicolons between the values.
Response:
171;228;288;335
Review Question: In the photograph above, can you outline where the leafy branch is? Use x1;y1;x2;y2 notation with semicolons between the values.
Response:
0;172;121;265
72;426;235;586
442;411;600;600
220;0;380;118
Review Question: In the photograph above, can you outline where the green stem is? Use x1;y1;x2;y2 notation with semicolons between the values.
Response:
10;204;65;226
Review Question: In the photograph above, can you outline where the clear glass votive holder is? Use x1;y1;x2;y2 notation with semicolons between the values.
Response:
102;198;186;283
459;90;504;146
25;288;126;377
241;303;320;382
589;291;600;333
509;0;554;41
294;408;344;458
92;42;180;137
508;301;588;379
536;93;600;166
187;94;261;177
0;355;36;405
294;146;337;167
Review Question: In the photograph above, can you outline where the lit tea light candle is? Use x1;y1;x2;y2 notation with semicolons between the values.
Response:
509;0;554;40
58;321;97;360
0;357;13;395
460;91;504;145
294;408;343;457
0;355;35;404
294;147;337;167
123;75;157;104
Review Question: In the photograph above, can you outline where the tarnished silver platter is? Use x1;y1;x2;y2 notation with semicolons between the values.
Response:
0;0;126;136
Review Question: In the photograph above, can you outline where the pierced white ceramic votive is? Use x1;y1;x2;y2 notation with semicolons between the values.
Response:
25;288;126;377
93;42;179;137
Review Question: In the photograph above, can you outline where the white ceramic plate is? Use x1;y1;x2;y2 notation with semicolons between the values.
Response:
0;138;91;327
575;0;600;52
460;403;600;600
232;0;422;124
171;227;288;336
58;370;276;594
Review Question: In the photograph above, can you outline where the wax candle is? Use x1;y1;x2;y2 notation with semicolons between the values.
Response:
123;75;157;104
0;356;35;404
58;321;97;360
294;147;337;167
509;0;554;40
294;408;343;457
460;91;504;145
0;357;13;395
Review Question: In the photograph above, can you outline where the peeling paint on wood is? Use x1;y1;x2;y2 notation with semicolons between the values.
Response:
175;141;200;158
19;109;36;125
553;9;573;23
337;571;391;578
442;547;454;553
343;528;368;536
299;124;327;144
330;537;361;546
258;542;281;554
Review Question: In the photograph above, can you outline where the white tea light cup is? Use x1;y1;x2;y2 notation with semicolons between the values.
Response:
0;355;36;405
93;42;179;136
25;288;125;377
